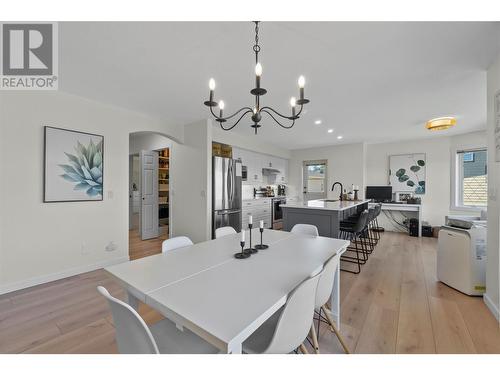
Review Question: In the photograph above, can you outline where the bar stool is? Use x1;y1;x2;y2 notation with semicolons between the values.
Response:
339;210;369;274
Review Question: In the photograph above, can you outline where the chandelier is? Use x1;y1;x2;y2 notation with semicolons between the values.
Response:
204;21;310;134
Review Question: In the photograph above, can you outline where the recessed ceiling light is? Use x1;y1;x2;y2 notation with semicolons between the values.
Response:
315;120;322;125
327;129;334;133
426;117;456;131
337;135;343;140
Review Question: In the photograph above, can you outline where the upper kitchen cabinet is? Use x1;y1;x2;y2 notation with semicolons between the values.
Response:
231;147;288;184
275;157;288;184
233;147;262;183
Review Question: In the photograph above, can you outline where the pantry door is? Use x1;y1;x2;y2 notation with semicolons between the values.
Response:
140;150;159;240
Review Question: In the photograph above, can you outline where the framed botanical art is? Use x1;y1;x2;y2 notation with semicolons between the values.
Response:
44;126;104;202
389;153;426;195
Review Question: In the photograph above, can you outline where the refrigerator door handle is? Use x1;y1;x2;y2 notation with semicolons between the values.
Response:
216;209;241;215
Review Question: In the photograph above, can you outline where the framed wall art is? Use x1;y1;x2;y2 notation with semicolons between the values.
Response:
389;153;426;195
44;126;104;202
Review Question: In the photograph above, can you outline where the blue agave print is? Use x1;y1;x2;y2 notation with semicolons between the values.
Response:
59;139;103;197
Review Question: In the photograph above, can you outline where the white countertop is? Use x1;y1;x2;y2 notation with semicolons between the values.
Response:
281;199;370;211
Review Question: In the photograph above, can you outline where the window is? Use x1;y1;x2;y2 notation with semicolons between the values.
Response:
303;160;327;200
454;149;487;208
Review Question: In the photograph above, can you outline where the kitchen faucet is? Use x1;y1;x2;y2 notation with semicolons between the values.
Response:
331;182;343;201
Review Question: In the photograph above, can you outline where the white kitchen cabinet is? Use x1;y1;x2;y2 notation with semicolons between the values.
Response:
274;157;288;184
231;147;288;185
249;153;263;183
242;199;271;229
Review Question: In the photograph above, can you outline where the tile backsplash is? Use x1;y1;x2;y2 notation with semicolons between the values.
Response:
242;184;282;200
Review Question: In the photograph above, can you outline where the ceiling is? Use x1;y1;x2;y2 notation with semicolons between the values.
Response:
59;22;500;150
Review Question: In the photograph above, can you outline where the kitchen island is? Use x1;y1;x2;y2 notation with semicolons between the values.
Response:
281;199;370;238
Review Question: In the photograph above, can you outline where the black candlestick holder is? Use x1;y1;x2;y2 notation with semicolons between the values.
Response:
254;227;269;250
234;240;250;259
244;224;258;254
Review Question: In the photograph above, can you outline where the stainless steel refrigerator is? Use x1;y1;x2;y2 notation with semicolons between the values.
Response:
212;156;242;238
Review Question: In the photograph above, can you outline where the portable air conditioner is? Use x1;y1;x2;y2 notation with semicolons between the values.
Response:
437;224;486;296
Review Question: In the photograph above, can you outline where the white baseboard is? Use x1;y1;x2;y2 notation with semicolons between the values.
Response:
483;293;500;322
0;256;130;295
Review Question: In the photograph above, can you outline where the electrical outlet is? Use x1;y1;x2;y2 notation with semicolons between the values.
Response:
105;241;117;252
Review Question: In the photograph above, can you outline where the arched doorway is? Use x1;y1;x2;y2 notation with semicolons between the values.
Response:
128;131;174;260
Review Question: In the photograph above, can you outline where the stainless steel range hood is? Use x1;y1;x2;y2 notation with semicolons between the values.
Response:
262;167;281;175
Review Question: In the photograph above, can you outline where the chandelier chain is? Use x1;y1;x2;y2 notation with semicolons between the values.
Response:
253;21;260;63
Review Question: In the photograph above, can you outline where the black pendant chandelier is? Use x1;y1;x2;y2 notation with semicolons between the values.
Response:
204;21;310;134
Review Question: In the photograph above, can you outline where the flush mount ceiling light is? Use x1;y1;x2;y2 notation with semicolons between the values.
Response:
426;117;456;131
204;22;310;135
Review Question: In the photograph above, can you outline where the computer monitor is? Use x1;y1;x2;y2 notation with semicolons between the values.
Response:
365;186;392;202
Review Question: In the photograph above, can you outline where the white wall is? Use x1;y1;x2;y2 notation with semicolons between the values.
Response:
129;132;172;155
288;143;366;200
0;91;183;293
170;120;212;243
366;131;487;226
486;52;500;319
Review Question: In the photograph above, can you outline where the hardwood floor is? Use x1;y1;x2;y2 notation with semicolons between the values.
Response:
128;228;167;260
0;232;499;354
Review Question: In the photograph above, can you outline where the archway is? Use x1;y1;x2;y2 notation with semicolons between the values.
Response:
128;131;176;260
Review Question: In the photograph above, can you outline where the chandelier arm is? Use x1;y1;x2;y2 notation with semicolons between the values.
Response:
259;104;303;120
209;106;254;121
219;109;253;131
261;109;296;129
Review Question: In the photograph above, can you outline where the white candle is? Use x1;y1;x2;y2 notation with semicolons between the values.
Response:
260;220;264;229
241;230;245;243
249;214;253;225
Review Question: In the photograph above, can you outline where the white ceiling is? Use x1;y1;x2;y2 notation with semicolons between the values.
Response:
59;22;500;150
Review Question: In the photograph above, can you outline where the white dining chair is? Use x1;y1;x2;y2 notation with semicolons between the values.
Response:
215;226;237;238
241;268;323;354
291;223;319;236
97;286;219;354
161;236;193;253
309;255;350;354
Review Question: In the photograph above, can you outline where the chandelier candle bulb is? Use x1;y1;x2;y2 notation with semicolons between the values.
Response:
219;100;225;118
209;78;216;102
290;97;297;117
255;63;262;89
260;220;264;229
298;76;305;100
249;214;253;225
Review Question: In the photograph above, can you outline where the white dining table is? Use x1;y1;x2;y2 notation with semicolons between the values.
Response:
105;229;349;354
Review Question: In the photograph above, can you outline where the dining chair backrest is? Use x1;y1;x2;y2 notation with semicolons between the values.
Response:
215;226;237;239
162;236;193;253
315;255;340;309
291;223;319;236
97;286;159;354
262;269;323;354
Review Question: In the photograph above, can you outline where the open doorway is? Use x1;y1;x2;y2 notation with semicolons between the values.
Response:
129;132;172;260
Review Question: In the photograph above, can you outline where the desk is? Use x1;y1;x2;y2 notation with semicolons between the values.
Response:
105;229;349;354
369;202;422;237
